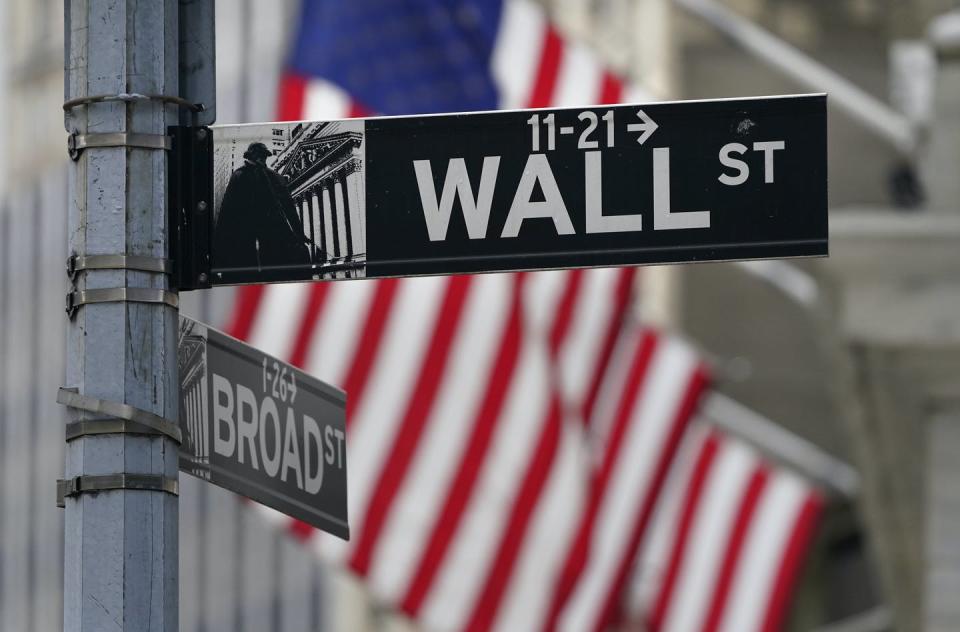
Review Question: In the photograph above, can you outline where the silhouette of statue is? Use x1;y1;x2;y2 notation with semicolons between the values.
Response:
214;142;310;271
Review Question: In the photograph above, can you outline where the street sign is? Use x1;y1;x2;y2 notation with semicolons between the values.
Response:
177;315;349;540
170;94;827;289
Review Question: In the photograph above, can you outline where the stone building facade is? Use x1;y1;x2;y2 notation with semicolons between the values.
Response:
274;122;366;276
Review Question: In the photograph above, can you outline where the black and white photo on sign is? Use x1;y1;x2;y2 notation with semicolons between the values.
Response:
213;120;366;279
178;317;211;480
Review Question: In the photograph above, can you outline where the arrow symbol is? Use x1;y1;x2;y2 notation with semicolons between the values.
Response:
626;109;659;145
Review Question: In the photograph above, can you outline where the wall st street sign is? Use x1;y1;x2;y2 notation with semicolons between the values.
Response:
178;316;348;539
170;94;827;289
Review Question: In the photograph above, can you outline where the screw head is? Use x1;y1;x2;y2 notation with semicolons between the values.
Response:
197;272;209;285
67;131;80;161
196;201;208;213
196;128;208;141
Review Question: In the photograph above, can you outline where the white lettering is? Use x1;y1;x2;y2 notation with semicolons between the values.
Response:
584;151;643;233
334;429;346;469
208;374;341;492
718;142;750;186
414;157;500;241
258;396;282;477
324;425;336;466
303;414;324;494
236;384;260;469
753;141;785;183
212;373;236;458
501;153;575;238
281;408;304;489
654;147;710;230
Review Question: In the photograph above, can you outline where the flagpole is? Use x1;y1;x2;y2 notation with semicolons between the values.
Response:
702;393;860;498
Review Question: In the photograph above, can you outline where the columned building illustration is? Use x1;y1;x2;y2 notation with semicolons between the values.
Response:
274;122;365;276
178;325;210;479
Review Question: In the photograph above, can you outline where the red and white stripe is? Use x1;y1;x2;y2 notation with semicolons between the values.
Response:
634;423;824;632
547;330;709;632
227;267;707;632
492;0;649;110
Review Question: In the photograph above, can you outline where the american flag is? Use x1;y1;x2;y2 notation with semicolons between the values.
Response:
226;1;824;630
636;420;824;632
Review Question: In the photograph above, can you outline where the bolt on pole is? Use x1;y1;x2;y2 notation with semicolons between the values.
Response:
63;1;180;630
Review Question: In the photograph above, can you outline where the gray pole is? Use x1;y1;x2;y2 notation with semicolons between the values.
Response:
63;1;179;630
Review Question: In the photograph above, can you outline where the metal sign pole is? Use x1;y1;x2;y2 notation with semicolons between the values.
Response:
62;1;180;630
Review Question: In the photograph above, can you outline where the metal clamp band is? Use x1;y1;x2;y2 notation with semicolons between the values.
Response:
57;387;182;444
57;474;179;508
65;287;178;318
67;254;172;279
63;93;204;113
68;131;172;160
65;418;182;443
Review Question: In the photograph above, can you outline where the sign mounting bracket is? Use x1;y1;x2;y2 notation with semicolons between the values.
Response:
168;126;213;290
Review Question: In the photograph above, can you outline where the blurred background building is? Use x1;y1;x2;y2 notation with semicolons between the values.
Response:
0;0;958;631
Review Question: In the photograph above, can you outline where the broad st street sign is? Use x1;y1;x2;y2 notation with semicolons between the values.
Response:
170;94;827;289
177;315;348;539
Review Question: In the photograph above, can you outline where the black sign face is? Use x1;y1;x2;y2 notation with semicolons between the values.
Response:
172;94;826;289
177;316;348;539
